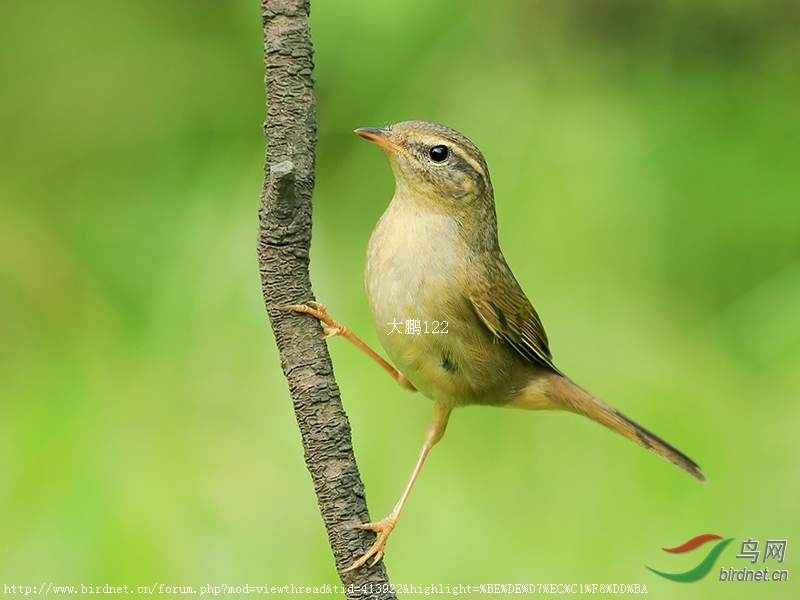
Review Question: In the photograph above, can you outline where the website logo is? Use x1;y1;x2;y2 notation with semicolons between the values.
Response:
646;534;733;582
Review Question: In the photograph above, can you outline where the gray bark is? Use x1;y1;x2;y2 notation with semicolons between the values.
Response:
258;1;397;598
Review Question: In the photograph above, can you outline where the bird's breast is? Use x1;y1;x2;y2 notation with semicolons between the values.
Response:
366;201;465;331
364;199;524;407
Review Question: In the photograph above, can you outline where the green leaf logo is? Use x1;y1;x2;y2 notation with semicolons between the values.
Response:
646;534;734;583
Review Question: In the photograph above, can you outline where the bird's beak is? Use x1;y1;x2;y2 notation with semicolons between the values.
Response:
355;127;411;158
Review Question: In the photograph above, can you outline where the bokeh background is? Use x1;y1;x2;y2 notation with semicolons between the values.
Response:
1;1;798;598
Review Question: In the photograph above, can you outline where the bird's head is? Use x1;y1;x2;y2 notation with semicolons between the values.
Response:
355;120;494;213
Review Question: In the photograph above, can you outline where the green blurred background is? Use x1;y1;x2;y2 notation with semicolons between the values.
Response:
1;1;798;598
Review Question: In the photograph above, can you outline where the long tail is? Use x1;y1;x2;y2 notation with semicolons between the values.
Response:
517;373;706;483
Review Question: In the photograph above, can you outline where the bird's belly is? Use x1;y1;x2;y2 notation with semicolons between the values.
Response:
365;206;526;407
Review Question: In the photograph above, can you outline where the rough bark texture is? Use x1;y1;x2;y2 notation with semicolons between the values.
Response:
258;1;396;598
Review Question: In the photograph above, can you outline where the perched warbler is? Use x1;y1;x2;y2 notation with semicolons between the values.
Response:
286;121;704;571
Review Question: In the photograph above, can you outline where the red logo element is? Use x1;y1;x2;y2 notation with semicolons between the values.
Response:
662;534;723;554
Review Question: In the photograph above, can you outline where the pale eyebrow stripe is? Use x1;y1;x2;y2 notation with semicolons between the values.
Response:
459;151;487;180
421;134;488;180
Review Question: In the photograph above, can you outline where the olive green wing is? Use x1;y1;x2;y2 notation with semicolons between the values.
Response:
469;259;562;375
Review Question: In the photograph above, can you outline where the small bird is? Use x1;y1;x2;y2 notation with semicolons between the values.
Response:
286;120;705;571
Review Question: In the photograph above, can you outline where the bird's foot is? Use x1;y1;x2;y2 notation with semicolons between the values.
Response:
281;301;347;340
342;514;398;572
283;301;415;390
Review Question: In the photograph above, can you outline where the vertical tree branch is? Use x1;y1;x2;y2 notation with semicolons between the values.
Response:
257;1;396;597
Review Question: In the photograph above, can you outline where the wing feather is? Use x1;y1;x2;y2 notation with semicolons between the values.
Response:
469;258;561;375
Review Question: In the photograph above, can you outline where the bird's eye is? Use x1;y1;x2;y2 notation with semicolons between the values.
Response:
428;145;449;163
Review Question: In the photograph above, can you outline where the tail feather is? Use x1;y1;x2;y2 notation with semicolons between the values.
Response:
541;374;706;483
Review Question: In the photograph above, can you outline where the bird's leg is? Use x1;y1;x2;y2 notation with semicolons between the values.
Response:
344;403;452;572
282;301;416;391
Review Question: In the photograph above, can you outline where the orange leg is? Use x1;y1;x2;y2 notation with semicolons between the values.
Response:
282;301;416;391
343;402;452;571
